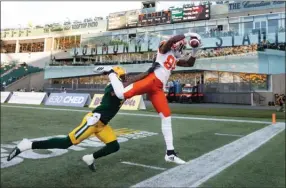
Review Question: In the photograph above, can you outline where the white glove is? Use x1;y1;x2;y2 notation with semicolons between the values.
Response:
86;112;101;126
93;66;113;74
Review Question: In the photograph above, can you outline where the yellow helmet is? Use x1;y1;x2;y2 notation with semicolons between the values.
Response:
113;66;126;80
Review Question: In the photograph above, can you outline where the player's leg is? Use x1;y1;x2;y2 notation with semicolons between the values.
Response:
82;124;119;171
29;111;95;150
148;90;186;164
108;72;156;99
7;113;97;161
93;125;119;159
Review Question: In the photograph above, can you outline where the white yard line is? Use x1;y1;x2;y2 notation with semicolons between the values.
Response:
214;133;244;137
121;161;166;171
1;105;272;124
131;123;285;188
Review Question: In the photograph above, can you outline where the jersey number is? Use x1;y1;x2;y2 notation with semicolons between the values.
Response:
164;55;176;70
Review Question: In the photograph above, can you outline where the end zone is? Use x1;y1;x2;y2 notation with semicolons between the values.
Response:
132;123;285;187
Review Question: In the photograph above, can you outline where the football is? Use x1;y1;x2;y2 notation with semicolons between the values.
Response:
189;37;200;48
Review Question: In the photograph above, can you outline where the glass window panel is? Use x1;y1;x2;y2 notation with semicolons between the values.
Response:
75;35;81;47
148;31;161;41
204;71;219;84
279;19;285;32
236;73;250;82
190;26;206;36
219;72;233;83
243;22;253;35
160;30;174;38
175;28;189;35
110;35;123;45
250;74;268;90
229;23;239;36
170;72;197;85
255;22;260;29
81;38;88;47
261;21;266;29
268;20;278;33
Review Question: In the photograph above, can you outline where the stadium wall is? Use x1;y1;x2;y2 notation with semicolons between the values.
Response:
1;51;74;68
272;73;286;95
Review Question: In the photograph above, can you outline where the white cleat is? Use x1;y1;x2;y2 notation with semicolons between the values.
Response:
7;138;32;161
18;138;32;151
93;66;113;74
165;154;186;165
82;154;96;172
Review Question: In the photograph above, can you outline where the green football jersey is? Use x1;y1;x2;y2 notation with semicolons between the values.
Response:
92;84;124;124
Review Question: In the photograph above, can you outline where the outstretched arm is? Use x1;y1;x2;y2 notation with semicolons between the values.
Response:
176;53;197;67
123;72;149;87
109;70;151;99
176;33;202;67
160;35;186;54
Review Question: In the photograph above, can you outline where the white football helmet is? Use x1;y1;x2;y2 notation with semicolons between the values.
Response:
171;39;187;58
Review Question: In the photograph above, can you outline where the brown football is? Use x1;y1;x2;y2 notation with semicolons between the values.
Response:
189;38;200;48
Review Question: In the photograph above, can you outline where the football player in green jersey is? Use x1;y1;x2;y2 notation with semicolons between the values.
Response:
7;66;151;171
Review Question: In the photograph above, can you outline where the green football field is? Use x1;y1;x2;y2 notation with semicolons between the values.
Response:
1;104;285;188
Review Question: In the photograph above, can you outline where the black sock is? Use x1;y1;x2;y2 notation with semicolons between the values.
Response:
32;136;73;149
167;150;176;156
93;140;120;159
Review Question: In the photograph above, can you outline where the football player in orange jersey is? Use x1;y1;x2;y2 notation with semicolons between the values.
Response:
95;33;202;164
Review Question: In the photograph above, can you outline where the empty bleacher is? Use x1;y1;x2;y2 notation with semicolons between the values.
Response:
1;64;43;86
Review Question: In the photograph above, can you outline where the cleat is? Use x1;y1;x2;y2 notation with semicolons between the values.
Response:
88;164;96;172
7;138;32;161
82;154;96;172
165;153;186;165
7;147;21;161
93;66;114;75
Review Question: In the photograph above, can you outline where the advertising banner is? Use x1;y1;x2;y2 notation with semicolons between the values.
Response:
171;4;210;23
8;92;48;105
1;92;11;103
108;11;127;30
126;9;141;28
138;10;171;27
89;94;146;110
45;93;91;107
107;9;140;30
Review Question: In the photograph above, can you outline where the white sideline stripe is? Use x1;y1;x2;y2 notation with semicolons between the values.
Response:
131;123;285;188
214;133;244;137
1;105;272;124
121;161;166;171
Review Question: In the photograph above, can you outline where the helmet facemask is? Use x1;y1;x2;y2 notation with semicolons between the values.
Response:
172;40;187;58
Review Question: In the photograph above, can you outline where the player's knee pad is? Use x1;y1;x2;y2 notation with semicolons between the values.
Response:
106;140;120;153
